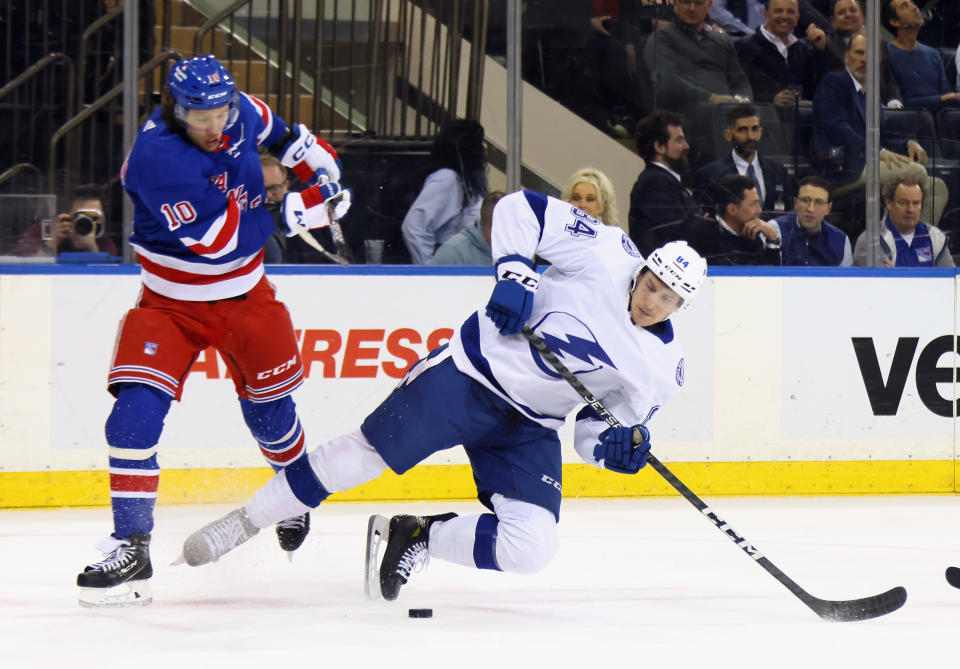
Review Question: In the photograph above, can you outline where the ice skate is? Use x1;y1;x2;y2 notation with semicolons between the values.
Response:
276;512;310;560
376;512;457;601
177;507;260;566
77;533;153;608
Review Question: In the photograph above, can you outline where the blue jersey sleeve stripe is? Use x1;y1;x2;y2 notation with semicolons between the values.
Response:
522;190;548;241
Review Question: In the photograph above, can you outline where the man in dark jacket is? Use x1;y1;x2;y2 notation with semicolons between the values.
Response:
687;173;782;265
696;103;794;218
629;110;707;255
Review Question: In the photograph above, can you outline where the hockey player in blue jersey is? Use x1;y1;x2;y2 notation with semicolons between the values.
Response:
76;55;352;608
177;190;707;602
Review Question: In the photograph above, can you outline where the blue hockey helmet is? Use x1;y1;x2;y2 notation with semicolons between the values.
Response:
168;55;239;128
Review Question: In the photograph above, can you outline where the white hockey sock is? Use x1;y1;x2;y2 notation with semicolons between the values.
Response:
245;472;311;528
245;427;388;528
428;514;483;568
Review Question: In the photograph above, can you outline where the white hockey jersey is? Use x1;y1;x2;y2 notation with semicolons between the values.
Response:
448;190;687;467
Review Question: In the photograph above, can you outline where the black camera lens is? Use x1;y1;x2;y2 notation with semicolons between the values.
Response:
72;213;95;236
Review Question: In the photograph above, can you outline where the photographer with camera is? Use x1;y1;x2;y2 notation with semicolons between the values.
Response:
12;185;118;257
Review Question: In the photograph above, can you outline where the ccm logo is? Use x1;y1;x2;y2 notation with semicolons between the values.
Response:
541;474;562;492
256;355;297;380
501;270;538;289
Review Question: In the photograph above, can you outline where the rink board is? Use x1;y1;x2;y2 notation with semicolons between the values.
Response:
0;265;957;507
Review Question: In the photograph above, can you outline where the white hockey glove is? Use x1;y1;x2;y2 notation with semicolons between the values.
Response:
280;181;348;237
279;123;341;184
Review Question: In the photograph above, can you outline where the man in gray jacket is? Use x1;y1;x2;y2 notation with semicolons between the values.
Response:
854;174;954;267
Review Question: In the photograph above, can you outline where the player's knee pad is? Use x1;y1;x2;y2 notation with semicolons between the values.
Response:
490;498;559;575
105;383;171;451
240;397;305;469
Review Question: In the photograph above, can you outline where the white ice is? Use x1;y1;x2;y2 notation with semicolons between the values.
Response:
2;495;958;668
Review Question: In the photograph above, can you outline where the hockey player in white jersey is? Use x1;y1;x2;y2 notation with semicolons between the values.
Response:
178;190;707;601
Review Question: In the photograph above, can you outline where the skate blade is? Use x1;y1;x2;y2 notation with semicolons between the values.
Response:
79;581;152;608
364;515;390;601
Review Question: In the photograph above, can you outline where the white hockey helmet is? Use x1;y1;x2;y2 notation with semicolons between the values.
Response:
642;241;707;312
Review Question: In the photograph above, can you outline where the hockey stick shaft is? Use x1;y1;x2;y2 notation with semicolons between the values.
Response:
294;225;349;266
521;326;905;621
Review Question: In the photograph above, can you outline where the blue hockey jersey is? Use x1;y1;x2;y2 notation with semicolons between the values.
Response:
121;93;288;300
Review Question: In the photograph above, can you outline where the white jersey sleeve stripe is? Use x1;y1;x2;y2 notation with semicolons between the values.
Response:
244;93;274;144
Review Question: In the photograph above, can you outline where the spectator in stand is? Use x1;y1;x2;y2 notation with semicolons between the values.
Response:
710;0;830;40
402;119;487;264
883;0;960;115
260;154;339;264
561;167;620;227
696;103;794;217
428;191;505;266
735;0;830;107
775;175;852;266
688;173;782;264
853;173;954;267
642;0;753;126
811;31;948;226
521;1;662;138
629;110;706;255
260;154;290;263
823;0;903;107
13;184;118;257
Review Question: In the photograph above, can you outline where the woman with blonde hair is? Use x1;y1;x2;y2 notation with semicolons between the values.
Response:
561;167;619;227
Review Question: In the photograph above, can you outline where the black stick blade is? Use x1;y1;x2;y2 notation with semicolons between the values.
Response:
946;567;960;589
808;586;907;622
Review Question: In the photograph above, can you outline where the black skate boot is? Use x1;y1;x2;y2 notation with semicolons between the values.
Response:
379;513;457;601
276;512;310;558
77;533;153;608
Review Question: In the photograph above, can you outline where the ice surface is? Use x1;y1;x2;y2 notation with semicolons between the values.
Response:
2;495;958;668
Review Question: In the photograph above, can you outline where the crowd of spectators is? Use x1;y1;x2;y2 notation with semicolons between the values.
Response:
4;0;959;268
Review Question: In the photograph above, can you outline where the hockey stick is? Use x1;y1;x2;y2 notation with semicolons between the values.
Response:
294;225;349;266
520;326;907;622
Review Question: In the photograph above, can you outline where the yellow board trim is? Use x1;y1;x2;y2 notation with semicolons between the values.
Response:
0;460;955;509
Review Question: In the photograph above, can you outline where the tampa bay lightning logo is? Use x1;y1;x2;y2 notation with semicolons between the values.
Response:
676;358;685;386
529;312;616;378
621;234;642;258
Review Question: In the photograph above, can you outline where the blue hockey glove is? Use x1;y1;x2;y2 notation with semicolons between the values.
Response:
485;255;539;335
593;425;651;474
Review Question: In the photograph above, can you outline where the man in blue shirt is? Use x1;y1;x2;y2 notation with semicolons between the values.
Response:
776;175;852;266
883;0;960;115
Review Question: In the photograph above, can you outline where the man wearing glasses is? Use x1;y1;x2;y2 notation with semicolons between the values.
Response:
775;175;852;266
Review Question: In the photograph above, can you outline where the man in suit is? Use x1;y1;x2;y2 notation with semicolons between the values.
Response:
628;110;707;255
696;103;794;218
735;0;830;106
687;173;783;265
811;30;947;225
823;0;903;106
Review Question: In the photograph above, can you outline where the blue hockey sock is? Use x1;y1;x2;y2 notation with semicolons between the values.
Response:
240;397;305;473
105;384;171;537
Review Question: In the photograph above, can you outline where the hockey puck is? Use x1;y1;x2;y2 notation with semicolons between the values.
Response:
408;608;433;618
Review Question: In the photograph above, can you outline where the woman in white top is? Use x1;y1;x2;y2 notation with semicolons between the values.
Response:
402;119;488;263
